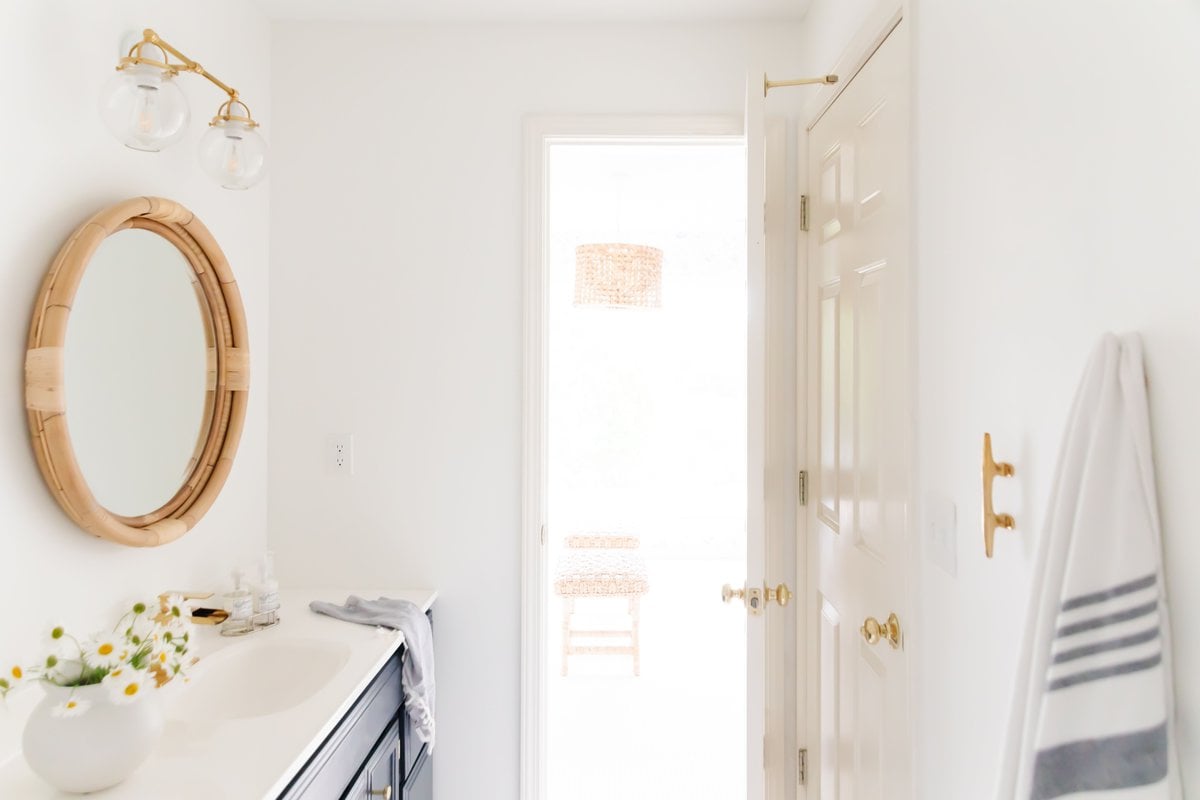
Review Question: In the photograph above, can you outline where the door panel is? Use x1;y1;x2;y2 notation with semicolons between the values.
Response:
808;17;911;800
857;648;885;800
818;286;840;530
818;598;840;800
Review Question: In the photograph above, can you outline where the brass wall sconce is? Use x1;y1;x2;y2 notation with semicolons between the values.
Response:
99;29;267;190
982;433;1015;558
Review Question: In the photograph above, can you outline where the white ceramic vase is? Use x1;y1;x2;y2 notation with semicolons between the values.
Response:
22;682;164;794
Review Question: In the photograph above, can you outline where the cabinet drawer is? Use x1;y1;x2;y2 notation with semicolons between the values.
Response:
279;651;403;799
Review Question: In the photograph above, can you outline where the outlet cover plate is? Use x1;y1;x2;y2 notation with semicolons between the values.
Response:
326;434;355;476
926;494;957;577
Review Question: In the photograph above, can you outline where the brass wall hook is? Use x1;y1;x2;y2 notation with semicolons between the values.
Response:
982;433;1015;558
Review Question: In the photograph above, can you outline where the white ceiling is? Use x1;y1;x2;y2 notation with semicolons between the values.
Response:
253;0;810;23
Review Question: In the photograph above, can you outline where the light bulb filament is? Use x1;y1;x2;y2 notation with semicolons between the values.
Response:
134;84;160;135
224;134;244;176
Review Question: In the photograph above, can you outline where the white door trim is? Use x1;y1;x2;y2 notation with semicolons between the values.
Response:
802;3;906;132
520;114;747;800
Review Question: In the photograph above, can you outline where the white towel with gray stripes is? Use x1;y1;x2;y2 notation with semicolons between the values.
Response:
1000;333;1181;800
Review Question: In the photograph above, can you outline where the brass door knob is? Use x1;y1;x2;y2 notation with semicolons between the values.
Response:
722;583;765;616
765;583;793;607
860;613;902;649
369;786;392;799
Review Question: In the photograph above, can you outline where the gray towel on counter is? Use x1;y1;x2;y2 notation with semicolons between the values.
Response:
310;595;436;750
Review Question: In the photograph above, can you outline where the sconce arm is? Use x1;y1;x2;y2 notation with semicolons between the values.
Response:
135;29;240;100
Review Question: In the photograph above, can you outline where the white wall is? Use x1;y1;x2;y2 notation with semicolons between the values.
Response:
0;0;270;754
268;21;805;799
912;1;1200;796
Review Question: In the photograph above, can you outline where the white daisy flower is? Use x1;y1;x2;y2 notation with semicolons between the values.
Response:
126;614;157;647
160;594;187;621
104;669;152;704
0;664;25;696
162;617;193;647
149;643;175;669
83;636;124;669
42;621;69;651
130;599;158;617
50;697;91;718
45;658;84;686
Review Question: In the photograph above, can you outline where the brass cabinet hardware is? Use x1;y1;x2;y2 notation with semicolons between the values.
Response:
860;613;902;649
765;583;793;607
982;432;1016;558
368;787;392;799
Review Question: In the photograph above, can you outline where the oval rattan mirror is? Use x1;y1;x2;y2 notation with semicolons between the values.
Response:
25;197;249;547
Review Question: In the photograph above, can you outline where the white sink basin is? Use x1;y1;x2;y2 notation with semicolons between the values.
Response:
168;638;352;721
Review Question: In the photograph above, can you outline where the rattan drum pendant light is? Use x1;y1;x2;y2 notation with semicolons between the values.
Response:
574;243;663;309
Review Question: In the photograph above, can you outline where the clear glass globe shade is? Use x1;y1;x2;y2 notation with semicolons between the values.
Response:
98;65;190;152
198;121;268;190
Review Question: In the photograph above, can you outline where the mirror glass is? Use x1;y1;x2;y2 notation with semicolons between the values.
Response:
64;228;213;517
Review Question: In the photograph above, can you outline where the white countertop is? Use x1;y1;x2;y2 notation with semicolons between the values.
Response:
0;588;437;799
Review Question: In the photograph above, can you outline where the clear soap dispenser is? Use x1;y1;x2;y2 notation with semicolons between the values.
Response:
224;569;254;621
255;551;280;614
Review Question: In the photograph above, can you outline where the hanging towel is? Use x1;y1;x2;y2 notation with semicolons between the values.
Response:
310;595;436;750
999;333;1181;800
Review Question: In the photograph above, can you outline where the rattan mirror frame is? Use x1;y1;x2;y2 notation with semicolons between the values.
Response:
25;197;249;547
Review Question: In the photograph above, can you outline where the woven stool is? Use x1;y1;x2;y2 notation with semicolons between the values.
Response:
553;534;649;677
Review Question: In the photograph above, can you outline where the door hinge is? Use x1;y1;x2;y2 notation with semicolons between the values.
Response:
798;748;808;785
799;194;810;232
798;470;808;506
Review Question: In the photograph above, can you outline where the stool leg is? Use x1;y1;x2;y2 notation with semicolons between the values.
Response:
629;595;641;677
561;597;574;677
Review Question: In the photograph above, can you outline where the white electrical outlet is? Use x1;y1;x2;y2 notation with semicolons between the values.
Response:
926;494;958;577
327;434;355;475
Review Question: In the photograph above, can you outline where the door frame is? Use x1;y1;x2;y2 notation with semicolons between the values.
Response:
798;1;914;796
519;114;794;800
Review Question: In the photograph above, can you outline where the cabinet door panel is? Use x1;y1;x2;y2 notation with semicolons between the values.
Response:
343;721;399;800
402;745;432;800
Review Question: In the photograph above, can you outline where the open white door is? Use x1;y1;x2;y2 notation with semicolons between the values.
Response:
742;69;802;800
805;13;913;800
745;67;769;800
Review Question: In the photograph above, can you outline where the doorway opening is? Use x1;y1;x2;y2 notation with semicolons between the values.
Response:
542;137;748;799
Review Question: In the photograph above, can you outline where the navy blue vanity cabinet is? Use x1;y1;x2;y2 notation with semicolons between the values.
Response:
278;629;432;800
402;740;432;800
401;710;432;800
345;720;400;799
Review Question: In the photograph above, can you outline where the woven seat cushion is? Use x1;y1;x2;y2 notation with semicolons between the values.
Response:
554;548;649;596
564;534;640;549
